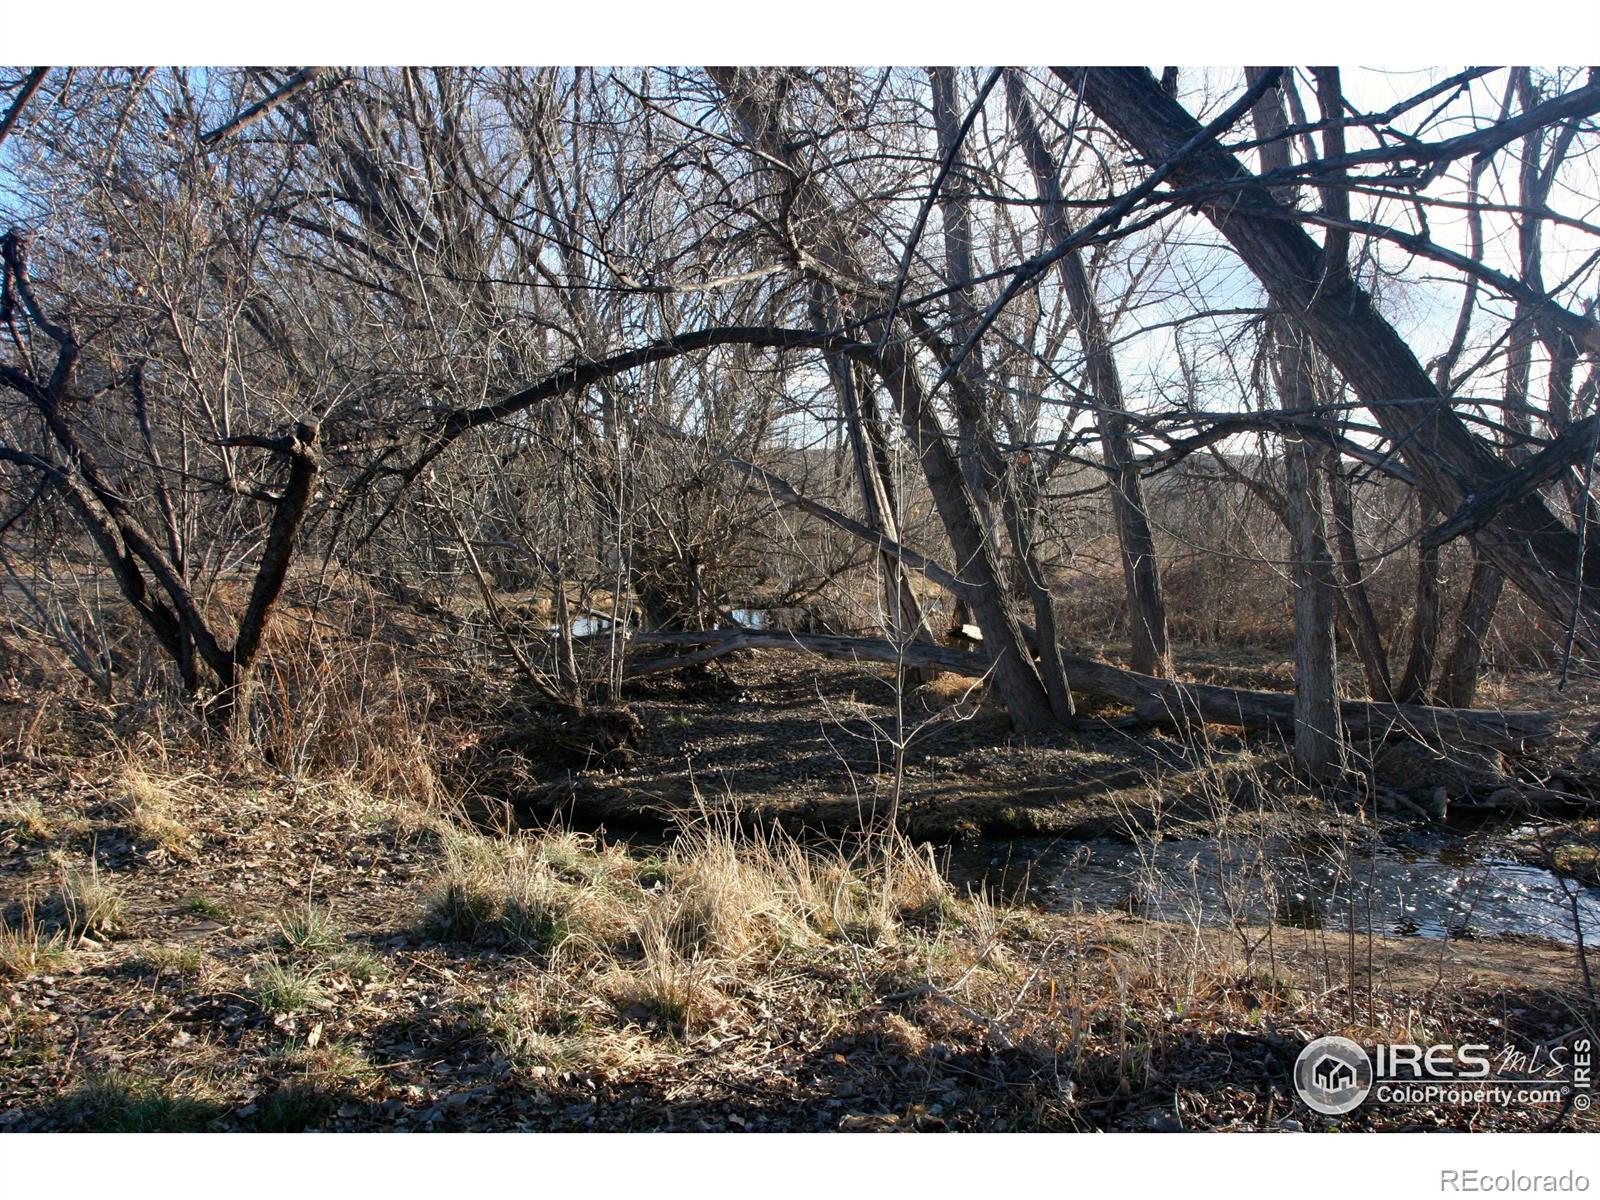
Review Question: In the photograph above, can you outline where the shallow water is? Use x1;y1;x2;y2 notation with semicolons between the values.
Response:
946;826;1600;945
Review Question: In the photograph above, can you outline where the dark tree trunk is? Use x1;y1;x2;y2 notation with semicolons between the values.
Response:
1439;554;1505;709
1396;498;1442;705
1246;67;1343;779
1005;70;1171;679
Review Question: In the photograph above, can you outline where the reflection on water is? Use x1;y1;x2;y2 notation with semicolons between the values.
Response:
946;828;1600;945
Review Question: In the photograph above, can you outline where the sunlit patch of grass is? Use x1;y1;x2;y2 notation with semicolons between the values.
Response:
277;902;342;954
327;946;391;985
474;988;591;1077
249;959;324;1015
251;1037;374;1130
126;941;209;980
40;863;123;940
0;800;93;852
606;916;723;1038
0;800;54;848
0;904;74;978
112;762;195;854
1;1006;61;1070
419;828;635;957
270;1036;374;1080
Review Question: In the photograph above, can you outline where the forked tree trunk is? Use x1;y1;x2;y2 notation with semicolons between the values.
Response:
872;337;1058;730
932;67;1073;721
1004;70;1171;679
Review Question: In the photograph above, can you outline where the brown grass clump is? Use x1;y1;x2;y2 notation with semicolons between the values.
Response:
421;827;639;958
476;971;662;1079
40;862;124;941
0;901;74;977
109;760;196;855
0;800;58;850
604;914;725;1036
659;820;817;959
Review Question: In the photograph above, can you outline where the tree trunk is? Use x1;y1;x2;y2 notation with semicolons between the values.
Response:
1270;328;1343;776
1004;70;1171;678
1246;68;1342;779
1326;461;1394;700
810;285;934;649
873;337;1058;730
1439;554;1504;708
707;66;1057;732
1439;72;1553;708
932;67;1073;721
1396;497;1442;704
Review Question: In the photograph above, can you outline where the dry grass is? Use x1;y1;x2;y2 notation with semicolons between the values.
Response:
109;760;195;854
0;902;74;978
52;1071;227;1132
0;799;91;851
0;801;54;848
474;976;616;1078
249;959;326;1016
126;941;211;981
421;827;640;957
39;862;123;941
277;902;343;954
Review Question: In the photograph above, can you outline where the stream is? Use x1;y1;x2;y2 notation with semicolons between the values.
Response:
554;604;1600;947
946;824;1600;945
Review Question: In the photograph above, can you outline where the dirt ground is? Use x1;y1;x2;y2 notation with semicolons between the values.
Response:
472;646;1600;851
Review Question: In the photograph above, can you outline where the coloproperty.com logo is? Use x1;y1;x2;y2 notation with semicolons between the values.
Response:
1294;1034;1593;1117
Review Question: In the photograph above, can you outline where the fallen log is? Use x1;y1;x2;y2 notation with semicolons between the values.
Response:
621;628;1555;750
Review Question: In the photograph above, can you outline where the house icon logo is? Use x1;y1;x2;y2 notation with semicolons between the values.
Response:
1294;1036;1373;1115
1313;1055;1355;1092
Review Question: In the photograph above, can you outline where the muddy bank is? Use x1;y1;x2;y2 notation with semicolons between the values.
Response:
465;650;1596;844
470;651;1322;841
